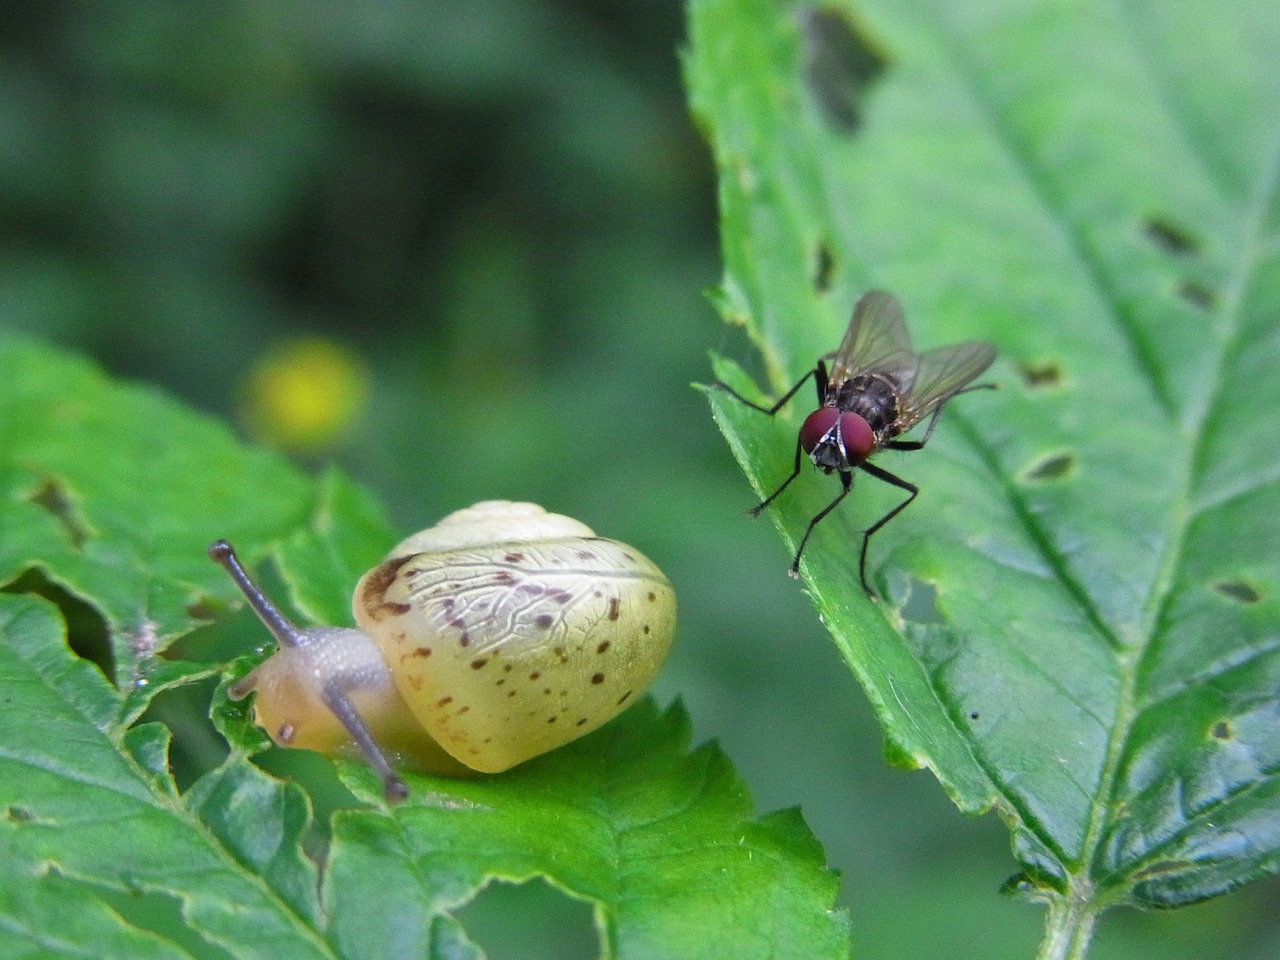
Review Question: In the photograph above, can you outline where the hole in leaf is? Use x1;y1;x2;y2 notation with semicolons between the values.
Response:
899;577;943;624
26;476;92;549
1016;360;1063;389
799;7;887;134
137;678;228;792
1213;580;1260;604
1178;279;1217;310
1143;216;1202;256
454;877;597;960
1021;452;1076;483
2;568;113;681
813;241;835;292
62;871;239;960
1210;720;1233;740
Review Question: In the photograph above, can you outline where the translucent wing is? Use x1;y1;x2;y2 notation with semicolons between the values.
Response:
827;290;915;383
895;339;996;430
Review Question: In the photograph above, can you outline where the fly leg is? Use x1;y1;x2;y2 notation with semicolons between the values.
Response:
714;363;821;415
719;361;832;518
750;436;805;517
788;468;853;579
855;461;919;598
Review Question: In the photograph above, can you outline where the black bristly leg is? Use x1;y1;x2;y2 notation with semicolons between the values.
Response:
714;366;818;415
855;461;919;598
787;468;853;579
750;436;804;516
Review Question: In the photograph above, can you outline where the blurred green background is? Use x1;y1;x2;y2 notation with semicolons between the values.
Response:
2;2;1276;958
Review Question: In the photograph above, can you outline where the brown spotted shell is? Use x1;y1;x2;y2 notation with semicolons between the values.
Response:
353;501;676;773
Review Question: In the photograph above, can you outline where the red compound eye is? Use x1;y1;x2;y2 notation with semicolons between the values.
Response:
839;412;874;461
799;407;840;453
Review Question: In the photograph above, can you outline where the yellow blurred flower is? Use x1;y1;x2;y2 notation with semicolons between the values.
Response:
239;338;369;454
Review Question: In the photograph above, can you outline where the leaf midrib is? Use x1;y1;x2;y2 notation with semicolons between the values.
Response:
921;1;1280;900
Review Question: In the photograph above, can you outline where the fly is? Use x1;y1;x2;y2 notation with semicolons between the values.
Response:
718;290;996;597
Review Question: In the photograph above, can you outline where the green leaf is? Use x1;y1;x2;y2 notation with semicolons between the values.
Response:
326;701;847;960
0;337;313;702
0;337;849;958
687;0;1280;938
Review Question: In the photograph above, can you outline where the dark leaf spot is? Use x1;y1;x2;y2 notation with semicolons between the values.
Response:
551;590;574;604
1210;721;1232;740
1016;360;1063;389
456;705;470;715
647;592;656;602
577;550;597;560
969;712;980;721
607;597;621;621
1144;216;1201;256
493;570;514;583
547;716;557;723
800;6;887;134
529;671;541;680
1178;280;1217;310
591;673;605;684
1214;580;1260;604
505;552;524;563
642;625;650;634
813;242;834;292
27;477;90;548
535;614;554;629
596;641;611;654
413;646;433;658
436;696;454;707
575;718;588;727
1023;452;1076;483
470;658;488;670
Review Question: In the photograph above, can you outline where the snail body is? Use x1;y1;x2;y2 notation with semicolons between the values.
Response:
212;501;676;801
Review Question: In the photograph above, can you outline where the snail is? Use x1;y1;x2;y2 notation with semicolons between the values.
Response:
210;501;676;803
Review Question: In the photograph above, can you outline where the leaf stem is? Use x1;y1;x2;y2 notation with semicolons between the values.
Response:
1035;894;1098;960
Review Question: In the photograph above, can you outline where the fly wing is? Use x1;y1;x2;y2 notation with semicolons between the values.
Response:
827;290;915;383
895;339;996;430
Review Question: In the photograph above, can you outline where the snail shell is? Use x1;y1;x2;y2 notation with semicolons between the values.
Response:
213;501;676;801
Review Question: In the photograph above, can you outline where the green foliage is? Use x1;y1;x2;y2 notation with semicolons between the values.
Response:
0;339;847;959
688;0;1280;952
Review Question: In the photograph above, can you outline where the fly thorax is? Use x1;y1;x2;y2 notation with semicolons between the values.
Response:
837;374;899;433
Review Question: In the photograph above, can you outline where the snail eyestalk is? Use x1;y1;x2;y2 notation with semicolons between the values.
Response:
210;539;410;804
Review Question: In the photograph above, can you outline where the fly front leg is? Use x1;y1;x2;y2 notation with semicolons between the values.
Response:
751;436;805;517
788;468;853;579
714;360;828;416
855;461;919;598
